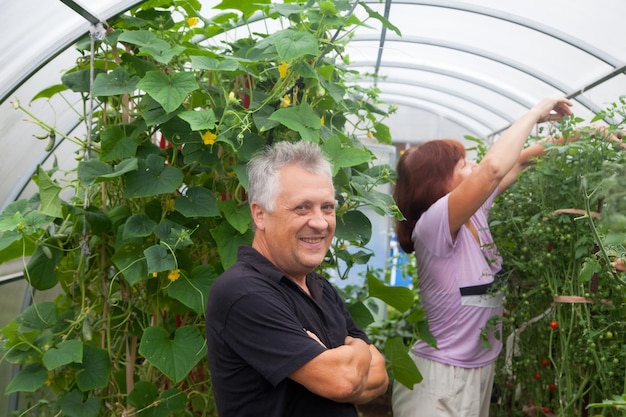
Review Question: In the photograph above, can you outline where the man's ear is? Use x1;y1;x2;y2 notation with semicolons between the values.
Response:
250;201;266;231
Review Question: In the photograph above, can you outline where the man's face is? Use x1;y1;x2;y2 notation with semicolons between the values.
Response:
252;164;336;280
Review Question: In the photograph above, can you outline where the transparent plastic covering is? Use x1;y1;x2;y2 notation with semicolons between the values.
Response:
1;0;625;278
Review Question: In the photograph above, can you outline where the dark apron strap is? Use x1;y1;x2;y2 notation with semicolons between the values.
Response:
459;268;506;296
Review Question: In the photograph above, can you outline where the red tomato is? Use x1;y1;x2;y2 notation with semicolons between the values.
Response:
543;406;550;413
549;320;558;329
548;383;556;391
541;358;550;367
533;373;541;380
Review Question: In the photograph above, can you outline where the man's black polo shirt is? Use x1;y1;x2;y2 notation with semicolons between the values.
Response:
205;246;370;417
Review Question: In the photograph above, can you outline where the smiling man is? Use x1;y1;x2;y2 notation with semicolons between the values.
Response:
205;140;388;417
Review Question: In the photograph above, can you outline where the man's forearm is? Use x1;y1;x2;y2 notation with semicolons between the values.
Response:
351;344;389;404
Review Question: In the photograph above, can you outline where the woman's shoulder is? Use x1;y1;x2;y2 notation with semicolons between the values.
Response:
414;194;452;248
417;194;449;225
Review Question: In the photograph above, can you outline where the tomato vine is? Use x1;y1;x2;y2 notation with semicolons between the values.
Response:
485;102;626;416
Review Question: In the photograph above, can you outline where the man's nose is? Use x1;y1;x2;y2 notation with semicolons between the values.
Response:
308;208;330;229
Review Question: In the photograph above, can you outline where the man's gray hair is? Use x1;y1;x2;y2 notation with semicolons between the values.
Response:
247;141;334;212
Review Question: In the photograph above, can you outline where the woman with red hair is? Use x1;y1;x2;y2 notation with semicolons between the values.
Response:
391;97;573;417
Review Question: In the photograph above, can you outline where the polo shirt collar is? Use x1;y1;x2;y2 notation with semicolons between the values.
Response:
237;245;325;300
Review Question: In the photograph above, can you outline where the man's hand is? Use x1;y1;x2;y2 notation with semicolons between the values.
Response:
305;328;327;348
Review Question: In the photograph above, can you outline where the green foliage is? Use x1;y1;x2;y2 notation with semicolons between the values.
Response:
346;257;428;390
0;0;405;415
488;106;626;416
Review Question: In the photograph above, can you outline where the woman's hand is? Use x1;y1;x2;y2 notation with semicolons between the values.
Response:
531;97;573;123
612;258;626;272
595;125;626;149
543;124;626;148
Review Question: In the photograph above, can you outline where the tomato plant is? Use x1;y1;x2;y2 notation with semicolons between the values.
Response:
486;101;626;417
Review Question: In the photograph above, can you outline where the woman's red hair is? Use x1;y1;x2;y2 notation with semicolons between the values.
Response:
393;139;466;253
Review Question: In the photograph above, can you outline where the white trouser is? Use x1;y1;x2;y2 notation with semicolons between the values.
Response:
392;354;495;417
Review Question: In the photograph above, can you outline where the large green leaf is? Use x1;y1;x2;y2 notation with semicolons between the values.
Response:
92;67;140;96
174;186;219;218
76;345;111;391
137;71;199;113
384;337;422;389
218;199;251;234
350;186;399;217
268;102;321;142
15;301;57;333
271;29;318;61
112;242;148;286
412;313;437;350
335;210;372;244
0;200;47;230
178;109;217;131
142;44;185;65
182;143;221;166
253;105;280;132
140;95;178;127
120;51;158;77
322;136;373;175
35;166;63;218
270;2;307;17
124;213;157;238
128;381;159;410
31;84;68;102
25;245;62;290
214;0;270;17
81;207;113;235
0;216;24;238
138;326;205;383
211;221;253;269
155;388;187;415
189;56;240;71
77;160;111;185
129;382;186;417
78;158;138;185
346;300;375;330
166;265;218;314
118;29;160;48
99;125;140;162
117;29;184;64
372;121;392;144
42;339;83;370
359;2;402;37
367;274;414;313
124;154;183;198
4;363;48;394
58;389;101;417
0;203;52;262
0;231;34;262
160;115;202;145
154;220;193;248
144;244;176;273
61;69;105;93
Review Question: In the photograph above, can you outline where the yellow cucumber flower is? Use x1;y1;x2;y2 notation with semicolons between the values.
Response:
202;131;217;145
278;61;289;78
168;269;181;282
